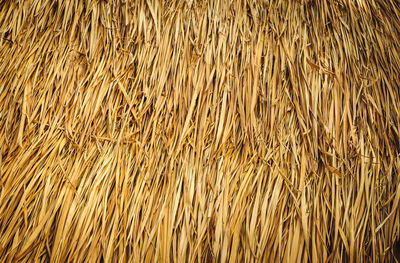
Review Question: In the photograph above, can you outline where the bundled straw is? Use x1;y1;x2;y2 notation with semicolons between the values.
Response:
1;0;400;261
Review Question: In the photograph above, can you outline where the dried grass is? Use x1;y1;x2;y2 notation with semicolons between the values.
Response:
0;0;400;262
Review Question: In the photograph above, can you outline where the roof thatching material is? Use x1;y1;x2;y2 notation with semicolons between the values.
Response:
0;0;400;262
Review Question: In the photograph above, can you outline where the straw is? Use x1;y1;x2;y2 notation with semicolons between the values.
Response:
0;0;399;261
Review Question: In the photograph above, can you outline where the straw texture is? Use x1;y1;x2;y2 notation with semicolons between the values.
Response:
1;0;400;262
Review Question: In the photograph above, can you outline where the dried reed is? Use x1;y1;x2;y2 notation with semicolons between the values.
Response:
0;0;400;262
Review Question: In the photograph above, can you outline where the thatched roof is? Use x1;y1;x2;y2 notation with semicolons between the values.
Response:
0;0;399;261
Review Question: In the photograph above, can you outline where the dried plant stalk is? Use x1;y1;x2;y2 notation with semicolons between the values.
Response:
0;0;399;262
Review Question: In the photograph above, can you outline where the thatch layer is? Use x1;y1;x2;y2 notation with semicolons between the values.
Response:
1;0;400;262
